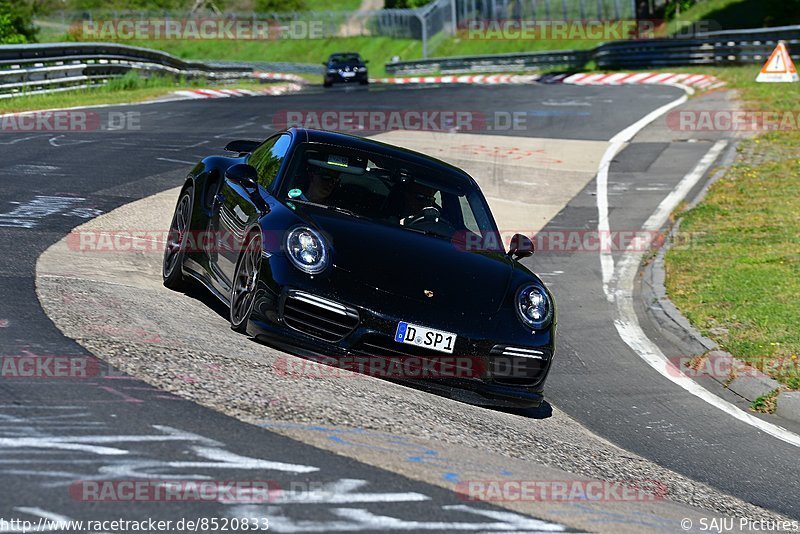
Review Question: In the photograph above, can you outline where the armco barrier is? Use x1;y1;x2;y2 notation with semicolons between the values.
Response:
0;42;295;99
385;24;800;75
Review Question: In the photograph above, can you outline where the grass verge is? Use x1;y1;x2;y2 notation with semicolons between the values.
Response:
664;66;800;390
0;72;278;113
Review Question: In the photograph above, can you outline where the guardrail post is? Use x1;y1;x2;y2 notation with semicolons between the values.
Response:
417;12;428;58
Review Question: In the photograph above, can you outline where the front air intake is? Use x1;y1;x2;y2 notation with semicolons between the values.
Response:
281;291;359;342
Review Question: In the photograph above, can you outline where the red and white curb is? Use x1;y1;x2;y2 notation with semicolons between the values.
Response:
562;72;726;90
375;71;725;91
172;82;304;100
375;74;539;85
253;71;307;84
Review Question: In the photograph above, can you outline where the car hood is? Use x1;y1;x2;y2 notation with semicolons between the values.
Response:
296;206;513;312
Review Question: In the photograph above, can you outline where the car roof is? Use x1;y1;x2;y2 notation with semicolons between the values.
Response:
289;128;476;188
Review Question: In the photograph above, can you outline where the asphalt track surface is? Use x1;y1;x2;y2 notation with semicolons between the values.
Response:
1;83;799;529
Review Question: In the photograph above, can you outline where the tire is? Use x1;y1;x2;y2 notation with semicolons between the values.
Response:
162;186;193;290
229;231;262;334
359;79;369;85
323;81;332;88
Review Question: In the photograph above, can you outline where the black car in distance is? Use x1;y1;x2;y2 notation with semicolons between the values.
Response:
323;52;369;87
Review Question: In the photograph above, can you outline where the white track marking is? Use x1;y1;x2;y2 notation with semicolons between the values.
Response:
156;157;196;165
608;139;800;448
596;93;689;300
167;445;319;473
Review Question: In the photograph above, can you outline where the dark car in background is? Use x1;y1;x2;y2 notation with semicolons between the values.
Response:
323;52;369;87
162;128;556;408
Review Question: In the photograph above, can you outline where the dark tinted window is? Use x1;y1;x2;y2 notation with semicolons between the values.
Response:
330;54;361;64
249;134;291;190
280;142;497;241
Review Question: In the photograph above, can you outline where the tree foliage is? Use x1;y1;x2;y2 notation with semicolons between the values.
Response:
0;0;38;44
384;0;431;8
254;0;306;11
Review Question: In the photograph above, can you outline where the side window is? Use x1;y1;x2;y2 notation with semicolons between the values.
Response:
458;195;481;235
249;134;291;190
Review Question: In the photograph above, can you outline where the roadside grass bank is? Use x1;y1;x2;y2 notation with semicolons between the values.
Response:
664;66;800;398
0;72;282;113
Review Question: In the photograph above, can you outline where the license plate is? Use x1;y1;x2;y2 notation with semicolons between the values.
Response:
341;71;356;78
394;321;456;354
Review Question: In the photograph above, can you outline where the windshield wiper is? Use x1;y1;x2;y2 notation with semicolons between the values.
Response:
290;199;363;219
399;225;449;240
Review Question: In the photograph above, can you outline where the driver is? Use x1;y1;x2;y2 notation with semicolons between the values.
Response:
291;159;342;204
305;164;341;203
399;182;438;225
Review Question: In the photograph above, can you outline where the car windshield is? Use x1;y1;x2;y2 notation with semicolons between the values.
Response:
330;54;360;64
280;142;498;243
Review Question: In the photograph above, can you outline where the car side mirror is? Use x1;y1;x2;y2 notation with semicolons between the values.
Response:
226;163;258;191
507;233;534;259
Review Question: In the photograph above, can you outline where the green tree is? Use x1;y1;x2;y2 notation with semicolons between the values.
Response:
254;0;306;11
0;0;37;44
385;0;430;8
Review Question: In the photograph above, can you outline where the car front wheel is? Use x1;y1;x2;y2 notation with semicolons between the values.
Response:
163;186;193;290
230;231;262;333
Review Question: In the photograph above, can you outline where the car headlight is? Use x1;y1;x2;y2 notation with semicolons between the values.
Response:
516;285;552;329
285;227;329;274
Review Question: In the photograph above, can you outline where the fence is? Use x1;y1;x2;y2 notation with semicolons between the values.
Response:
37;0;640;59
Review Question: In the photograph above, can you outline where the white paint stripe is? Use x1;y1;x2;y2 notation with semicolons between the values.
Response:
157;157;196;165
610;140;800;448
596;93;689;299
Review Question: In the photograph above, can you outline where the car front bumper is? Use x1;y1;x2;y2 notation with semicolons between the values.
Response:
247;286;554;408
325;72;368;84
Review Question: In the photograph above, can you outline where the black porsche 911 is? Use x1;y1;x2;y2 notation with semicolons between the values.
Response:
162;128;556;408
322;52;369;87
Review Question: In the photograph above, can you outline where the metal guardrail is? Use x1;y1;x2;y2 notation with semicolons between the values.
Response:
386;25;800;75
0;42;269;99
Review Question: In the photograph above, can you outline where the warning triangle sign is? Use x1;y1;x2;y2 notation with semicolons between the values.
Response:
756;41;799;83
